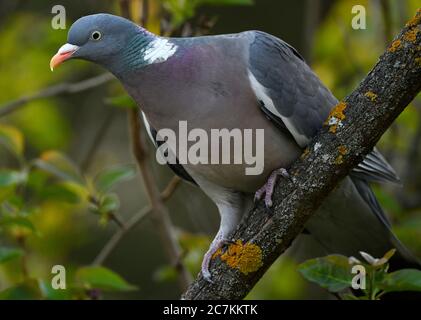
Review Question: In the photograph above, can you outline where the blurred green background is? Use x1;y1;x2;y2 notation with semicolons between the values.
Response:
0;0;420;299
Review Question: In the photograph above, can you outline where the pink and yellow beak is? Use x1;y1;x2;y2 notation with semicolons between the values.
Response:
50;43;80;71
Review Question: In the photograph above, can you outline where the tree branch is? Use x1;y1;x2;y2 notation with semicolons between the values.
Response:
0;73;114;118
128;108;192;291
183;9;421;300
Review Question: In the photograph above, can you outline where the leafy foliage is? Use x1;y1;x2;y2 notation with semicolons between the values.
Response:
0;124;24;159
94;165;136;194
0;124;136;299
298;255;352;292
0;247;23;264
76;266;137;292
162;0;253;26
298;249;421;300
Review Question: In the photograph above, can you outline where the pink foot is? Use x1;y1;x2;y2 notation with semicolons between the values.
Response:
201;237;231;282
254;168;290;207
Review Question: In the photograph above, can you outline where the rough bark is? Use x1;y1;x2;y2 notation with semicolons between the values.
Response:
183;9;421;300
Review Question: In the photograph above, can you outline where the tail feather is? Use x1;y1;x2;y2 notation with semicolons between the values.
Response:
351;177;420;271
303;176;420;299
305;176;420;269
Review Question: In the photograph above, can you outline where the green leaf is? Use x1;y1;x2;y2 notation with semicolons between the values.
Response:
0;216;37;233
33;151;85;185
154;265;178;283
100;193;120;213
298;255;352;292
39;183;81;204
341;293;362;300
382;248;396;262
380;269;421;292
0;124;24;157
0;170;27;188
0;279;42;300
76;266;137;292
0;247;24;263
94;165;136;194
38;280;73;300
371;248;396;267
105;94;136;109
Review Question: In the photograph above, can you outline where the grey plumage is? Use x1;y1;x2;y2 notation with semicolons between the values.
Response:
53;14;420;282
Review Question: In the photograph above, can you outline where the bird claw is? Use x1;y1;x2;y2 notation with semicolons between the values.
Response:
201;237;232;282
254;168;290;207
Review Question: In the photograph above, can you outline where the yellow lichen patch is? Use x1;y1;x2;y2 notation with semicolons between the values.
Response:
406;8;421;28
300;148;310;159
324;102;347;134
212;247;223;260
329;124;338;134
364;91;377;102
416;57;421;66
219;240;263;275
388;39;402;52
335;155;344;165
403;28;419;43
335;146;348;165
326;102;347;122
338;145;348;155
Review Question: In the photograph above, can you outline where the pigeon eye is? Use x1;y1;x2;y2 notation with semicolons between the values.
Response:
91;31;102;41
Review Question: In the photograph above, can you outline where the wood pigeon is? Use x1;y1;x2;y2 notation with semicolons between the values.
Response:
51;13;420;281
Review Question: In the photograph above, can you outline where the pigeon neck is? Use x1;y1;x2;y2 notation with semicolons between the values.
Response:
110;30;178;77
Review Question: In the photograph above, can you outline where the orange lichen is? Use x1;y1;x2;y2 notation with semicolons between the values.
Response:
335;155;344;165
327;102;347;121
212;248;223;259
338;145;348;156
403;28;419;43
215;240;263;275
324;102;347;133
406;8;421;28
388;39;402;52
335;146;348;165
328;125;337;134
300;148;310;159
364;91;377;102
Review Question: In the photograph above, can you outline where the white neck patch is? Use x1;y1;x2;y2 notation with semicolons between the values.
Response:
143;38;178;64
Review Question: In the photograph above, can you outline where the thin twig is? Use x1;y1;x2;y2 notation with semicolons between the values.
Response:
109;213;126;229
92;175;181;266
161;176;181;200
93;206;150;266
17;235;29;279
120;0;192;291
0;73;114;118
380;0;393;43
128;108;192;290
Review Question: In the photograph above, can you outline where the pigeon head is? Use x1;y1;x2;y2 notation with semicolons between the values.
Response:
50;13;174;75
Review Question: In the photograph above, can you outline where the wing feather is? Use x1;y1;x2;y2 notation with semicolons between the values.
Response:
247;31;399;184
141;112;197;185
